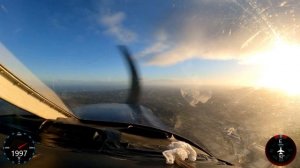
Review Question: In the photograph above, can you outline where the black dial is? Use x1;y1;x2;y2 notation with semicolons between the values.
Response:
2;132;36;164
265;134;297;166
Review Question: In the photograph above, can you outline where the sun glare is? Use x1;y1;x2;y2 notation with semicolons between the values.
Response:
256;39;300;95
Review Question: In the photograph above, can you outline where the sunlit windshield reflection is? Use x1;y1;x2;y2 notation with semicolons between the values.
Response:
1;0;300;167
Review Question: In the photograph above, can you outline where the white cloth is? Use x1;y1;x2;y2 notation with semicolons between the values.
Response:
162;141;197;164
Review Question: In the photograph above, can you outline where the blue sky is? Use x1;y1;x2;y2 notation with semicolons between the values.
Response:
0;0;297;86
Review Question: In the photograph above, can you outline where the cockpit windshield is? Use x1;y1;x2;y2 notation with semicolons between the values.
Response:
1;0;300;167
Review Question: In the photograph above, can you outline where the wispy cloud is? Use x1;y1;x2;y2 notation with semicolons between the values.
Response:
100;12;137;43
0;4;8;13
50;18;66;30
137;31;170;57
139;0;300;66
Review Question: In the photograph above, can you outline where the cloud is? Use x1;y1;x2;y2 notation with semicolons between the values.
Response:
0;4;8;13
100;12;137;43
50;18;66;30
137;31;170;57
139;0;300;66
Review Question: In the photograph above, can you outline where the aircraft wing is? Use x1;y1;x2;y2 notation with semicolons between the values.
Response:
0;43;75;119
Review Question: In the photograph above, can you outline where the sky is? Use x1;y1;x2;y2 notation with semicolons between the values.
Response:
1;0;300;88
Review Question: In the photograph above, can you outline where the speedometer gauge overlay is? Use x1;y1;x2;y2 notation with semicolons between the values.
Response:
2;132;35;164
265;134;297;166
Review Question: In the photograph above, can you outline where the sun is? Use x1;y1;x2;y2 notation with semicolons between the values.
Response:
256;38;300;95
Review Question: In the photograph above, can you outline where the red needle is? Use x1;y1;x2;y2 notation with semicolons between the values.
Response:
18;143;28;150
